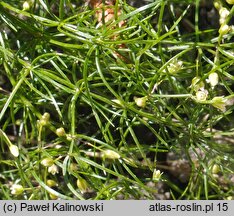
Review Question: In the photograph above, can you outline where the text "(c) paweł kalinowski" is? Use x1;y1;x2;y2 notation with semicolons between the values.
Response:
20;202;104;212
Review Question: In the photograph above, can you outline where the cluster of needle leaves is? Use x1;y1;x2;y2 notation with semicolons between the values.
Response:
0;0;233;200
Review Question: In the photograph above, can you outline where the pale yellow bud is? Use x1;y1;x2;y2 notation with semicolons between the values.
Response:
10;184;24;195
77;178;88;193
38;112;50;127
55;144;63;149
214;0;221;10
49;193;58;200
102;149;120;160
15;119;22;126
22;1;30;10
41;158;54;167
219;24;230;35
208;72;219;88
46;179;58;187
134;96;147;108
226;0;234;4
56;127;66;137
219;7;230;18
211;164;220;174
42;112;50;121
9;144;19;157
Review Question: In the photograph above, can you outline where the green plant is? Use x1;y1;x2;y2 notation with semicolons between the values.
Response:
0;0;233;200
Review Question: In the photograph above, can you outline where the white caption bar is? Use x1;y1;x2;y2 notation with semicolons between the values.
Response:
0;200;233;216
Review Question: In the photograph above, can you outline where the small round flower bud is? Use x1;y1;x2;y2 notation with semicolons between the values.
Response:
10;184;24;195
46;179;58;187
77;178;88;193
102;149;120;160
208;72;219;88
55;144;63;149
41;158;54;167
49;193;58;200
219;7;230;18
38;112;50;127
22;1;30;11
211;164;220;174
134;96;147;108
226;0;234;4
214;0;221;10
16;119;22;126
56;127;66;137
219;24;230;35
42;112;50;121
9;144;19;157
